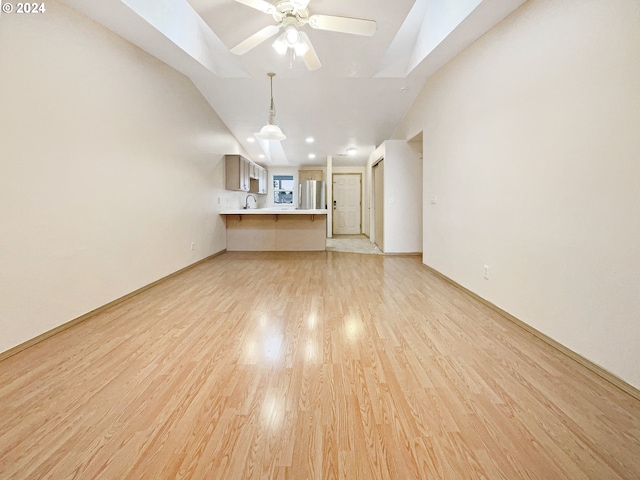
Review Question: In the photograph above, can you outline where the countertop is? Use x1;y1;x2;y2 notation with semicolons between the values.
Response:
220;208;328;215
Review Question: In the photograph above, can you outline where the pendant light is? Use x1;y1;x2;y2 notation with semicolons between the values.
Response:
256;72;286;141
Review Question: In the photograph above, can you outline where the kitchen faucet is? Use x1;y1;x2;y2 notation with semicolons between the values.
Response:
244;194;257;209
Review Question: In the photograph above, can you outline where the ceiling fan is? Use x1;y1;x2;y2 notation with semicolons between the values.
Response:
230;0;377;71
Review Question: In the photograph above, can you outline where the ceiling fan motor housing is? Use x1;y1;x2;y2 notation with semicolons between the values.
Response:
272;1;310;26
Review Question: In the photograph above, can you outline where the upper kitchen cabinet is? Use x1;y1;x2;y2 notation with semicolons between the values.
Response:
299;170;323;182
225;154;250;192
250;167;268;195
225;154;267;194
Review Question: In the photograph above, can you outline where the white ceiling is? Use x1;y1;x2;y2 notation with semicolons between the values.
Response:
60;0;526;167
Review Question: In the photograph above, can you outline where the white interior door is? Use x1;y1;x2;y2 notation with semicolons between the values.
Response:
333;174;361;235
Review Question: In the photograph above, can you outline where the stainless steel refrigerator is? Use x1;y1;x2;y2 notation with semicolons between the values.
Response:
298;180;326;210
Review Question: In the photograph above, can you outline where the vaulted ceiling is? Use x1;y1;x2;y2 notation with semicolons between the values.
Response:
60;0;526;166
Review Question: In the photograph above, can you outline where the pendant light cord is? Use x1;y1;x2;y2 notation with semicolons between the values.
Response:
267;72;276;125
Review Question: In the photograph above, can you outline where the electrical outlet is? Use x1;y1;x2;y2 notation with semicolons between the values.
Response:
430;195;437;204
483;265;489;279
190;242;195;251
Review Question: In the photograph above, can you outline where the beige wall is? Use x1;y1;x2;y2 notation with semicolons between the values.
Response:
0;2;242;353
394;0;640;388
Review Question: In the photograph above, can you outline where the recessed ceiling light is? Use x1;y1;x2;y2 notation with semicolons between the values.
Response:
308;153;316;159
400;86;409;93
247;137;256;143
347;148;357;156
258;154;265;159
306;137;314;143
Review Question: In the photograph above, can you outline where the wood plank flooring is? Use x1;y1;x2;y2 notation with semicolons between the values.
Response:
1;251;639;479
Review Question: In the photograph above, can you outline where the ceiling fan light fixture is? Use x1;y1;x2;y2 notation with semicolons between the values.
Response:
284;25;300;46
273;26;309;57
294;41;309;56
272;35;288;55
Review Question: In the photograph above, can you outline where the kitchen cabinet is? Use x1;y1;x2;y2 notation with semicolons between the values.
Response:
249;165;268;195
225;155;267;194
259;167;268;194
298;169;323;182
225;154;250;192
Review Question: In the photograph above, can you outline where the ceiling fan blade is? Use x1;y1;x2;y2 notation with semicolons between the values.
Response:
308;14;377;37
233;0;276;14
230;25;280;55
299;32;321;71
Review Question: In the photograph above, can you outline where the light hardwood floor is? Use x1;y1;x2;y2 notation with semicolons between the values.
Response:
1;252;639;479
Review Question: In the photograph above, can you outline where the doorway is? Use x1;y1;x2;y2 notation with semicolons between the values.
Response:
333;174;362;235
408;131;424;257
372;160;384;251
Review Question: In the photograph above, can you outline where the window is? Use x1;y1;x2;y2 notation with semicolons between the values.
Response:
273;175;294;204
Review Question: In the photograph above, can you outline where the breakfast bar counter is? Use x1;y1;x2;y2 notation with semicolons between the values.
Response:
220;209;328;251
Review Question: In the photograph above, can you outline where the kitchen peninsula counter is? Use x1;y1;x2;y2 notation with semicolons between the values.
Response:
220;209;327;251
220;208;327;215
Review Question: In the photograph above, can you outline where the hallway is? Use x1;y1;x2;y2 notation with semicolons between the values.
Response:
326;234;382;255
